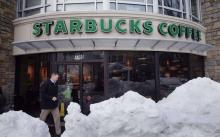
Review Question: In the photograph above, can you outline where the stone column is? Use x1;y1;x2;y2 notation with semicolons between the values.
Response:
202;0;220;81
0;0;16;108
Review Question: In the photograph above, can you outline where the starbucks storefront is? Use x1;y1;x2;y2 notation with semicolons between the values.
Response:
13;12;212;115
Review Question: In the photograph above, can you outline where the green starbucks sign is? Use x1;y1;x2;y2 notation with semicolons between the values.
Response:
33;18;201;41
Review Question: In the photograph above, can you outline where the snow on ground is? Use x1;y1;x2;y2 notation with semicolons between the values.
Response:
62;77;220;137
62;92;166;137
0;111;51;137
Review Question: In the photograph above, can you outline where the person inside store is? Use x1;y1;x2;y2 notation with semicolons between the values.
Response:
39;72;61;137
0;86;6;114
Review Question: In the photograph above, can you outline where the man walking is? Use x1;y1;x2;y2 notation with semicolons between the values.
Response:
40;72;61;137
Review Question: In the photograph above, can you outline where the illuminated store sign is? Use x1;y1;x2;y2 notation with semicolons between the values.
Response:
33;18;201;41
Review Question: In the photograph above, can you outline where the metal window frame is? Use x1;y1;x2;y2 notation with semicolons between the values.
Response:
62;0;96;11
189;0;201;22
159;0;185;14
16;0;202;24
17;0;52;17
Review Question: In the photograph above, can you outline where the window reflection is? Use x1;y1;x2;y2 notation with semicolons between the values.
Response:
15;54;50;116
111;0;153;12
159;53;189;98
190;55;204;78
190;0;200;22
191;0;198;17
164;9;181;17
17;0;201;23
27;64;34;81
65;3;95;11
24;8;42;17
25;0;42;8
83;63;104;104
118;3;146;12
15;52;205;116
108;52;155;99
164;0;180;9
158;0;187;19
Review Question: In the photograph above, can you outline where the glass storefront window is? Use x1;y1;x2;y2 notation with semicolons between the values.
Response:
25;0;42;8
57;4;63;11
40;55;50;81
15;54;51;116
16;0;201;23
190;0;200;22
110;0;153;12
191;0;198;17
159;53;189;99
182;0;186;12
83;63;104;102
164;8;182;17
108;52;155;99
96;2;103;10
158;0;187;19
110;2;116;9
57;0;64;3
118;0;146;2
159;0;162;5
148;0;153;4
17;0;23;10
189;55;204;78
24;8;43;17
65;3;95;11
45;5;53;12
15;51;204;116
57;53;65;62
118;3;146;12
147;5;153;12
56;52;104;62
164;0;180;9
46;0;53;5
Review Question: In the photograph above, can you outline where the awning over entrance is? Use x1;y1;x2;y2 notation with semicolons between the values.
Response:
12;38;213;56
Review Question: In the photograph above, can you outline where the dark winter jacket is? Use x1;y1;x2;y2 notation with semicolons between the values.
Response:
0;94;6;113
40;79;59;109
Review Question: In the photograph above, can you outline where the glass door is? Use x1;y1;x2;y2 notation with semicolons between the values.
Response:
56;62;104;115
57;64;81;117
82;62;104;114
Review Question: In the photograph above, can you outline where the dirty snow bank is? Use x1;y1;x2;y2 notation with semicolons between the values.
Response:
62;77;220;137
0;111;51;137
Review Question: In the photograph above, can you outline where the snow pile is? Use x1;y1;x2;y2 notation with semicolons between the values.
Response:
62;77;220;137
61;103;99;137
62;92;166;137
159;77;220;137
159;77;220;115
0;111;51;137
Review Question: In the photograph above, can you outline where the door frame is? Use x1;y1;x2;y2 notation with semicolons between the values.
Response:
50;58;105;113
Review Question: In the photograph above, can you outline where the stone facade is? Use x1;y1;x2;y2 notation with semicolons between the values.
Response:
202;0;220;81
0;0;16;107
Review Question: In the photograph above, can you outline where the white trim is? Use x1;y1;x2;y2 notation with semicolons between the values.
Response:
185;0;190;19
12;38;213;56
95;0;97;10
153;0;158;13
